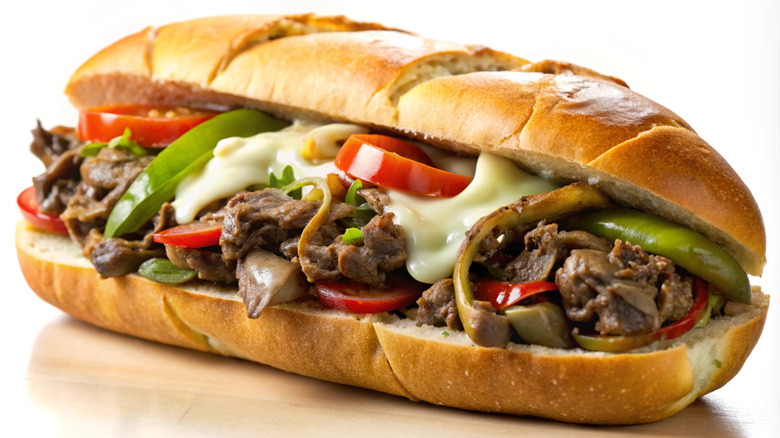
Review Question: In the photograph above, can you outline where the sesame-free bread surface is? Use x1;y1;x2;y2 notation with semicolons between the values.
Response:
16;222;769;424
64;14;765;276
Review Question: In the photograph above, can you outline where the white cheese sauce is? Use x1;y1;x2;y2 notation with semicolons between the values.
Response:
172;121;367;224
172;121;558;284
385;153;558;284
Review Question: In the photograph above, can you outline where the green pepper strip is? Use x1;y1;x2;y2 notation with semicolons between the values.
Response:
104;110;290;238
563;208;750;304
453;183;612;347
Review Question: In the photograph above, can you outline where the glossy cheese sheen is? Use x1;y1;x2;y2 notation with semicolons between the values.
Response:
172;121;557;285
172;121;366;224
386;153;558;284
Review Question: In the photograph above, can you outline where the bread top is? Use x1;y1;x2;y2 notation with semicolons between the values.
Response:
64;14;766;276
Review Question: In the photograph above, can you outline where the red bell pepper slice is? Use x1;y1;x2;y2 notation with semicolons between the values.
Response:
473;279;559;310
17;186;68;235
316;276;423;314
153;222;223;248
334;134;472;197
78;104;216;147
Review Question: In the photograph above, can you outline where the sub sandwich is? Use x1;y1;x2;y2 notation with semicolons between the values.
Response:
16;14;769;424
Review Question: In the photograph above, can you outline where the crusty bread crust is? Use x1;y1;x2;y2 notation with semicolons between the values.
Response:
64;14;765;275
15;222;769;424
28;14;769;424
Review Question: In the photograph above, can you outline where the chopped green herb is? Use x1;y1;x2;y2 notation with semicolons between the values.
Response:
442;330;450;337
81;128;147;157
342;227;363;245
270;165;302;199
138;258;196;284
713;359;722;369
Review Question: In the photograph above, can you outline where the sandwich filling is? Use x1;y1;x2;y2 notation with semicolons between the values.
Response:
24;107;747;352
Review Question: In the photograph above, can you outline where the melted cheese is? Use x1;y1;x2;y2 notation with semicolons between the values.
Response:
386;153;558;283
172;121;367;224
172;121;557;284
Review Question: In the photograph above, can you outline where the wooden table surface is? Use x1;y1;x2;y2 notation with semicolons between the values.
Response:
3;1;778;436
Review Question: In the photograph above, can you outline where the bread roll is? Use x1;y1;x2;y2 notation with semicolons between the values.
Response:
16;222;769;424
16;14;769;424
64;14;764;276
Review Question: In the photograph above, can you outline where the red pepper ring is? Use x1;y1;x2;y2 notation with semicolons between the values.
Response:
17;186;69;235
316;276;424;314
78;104;217;147
572;277;710;352
334;134;472;197
473;279;559;311
153;222;223;248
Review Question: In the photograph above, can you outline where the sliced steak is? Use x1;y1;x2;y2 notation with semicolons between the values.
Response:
166;245;237;284
30;122;85;215
220;188;354;260
416;279;462;330
61;147;153;246
556;241;694;336
84;203;176;277
301;213;407;286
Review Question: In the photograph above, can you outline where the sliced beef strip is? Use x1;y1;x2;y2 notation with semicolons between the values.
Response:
30;121;81;167
499;222;568;283
30;122;85;214
556;249;660;335
85;203;177;277
556;241;693;336
416;279;462;330
301;213;407;286
61;147;154;246
658;272;694;322
166;245;237;284
609;240;693;322
359;188;391;213
220;188;354;261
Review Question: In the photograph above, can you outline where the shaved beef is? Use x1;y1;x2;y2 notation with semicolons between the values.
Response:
166;245;237;284
85;203;176;277
556;241;693;336
30;121;81;167
499;222;567;283
300;213;406;285
221;188;406;287
61;147;153;246
220;189;354;260
659;274;694;322
416;279;462;330
30;122;84;215
359;188;391;213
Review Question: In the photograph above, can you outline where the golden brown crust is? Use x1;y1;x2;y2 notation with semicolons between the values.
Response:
46;14;770;424
15;223;769;424
63;14;765;275
396;72;765;274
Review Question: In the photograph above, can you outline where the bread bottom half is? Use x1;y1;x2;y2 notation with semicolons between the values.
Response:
15;221;769;424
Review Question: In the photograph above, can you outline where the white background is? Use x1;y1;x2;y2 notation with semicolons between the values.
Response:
1;0;778;435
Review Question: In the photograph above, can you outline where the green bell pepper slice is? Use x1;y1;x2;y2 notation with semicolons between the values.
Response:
564;208;750;304
104;109;290;238
453;183;612;347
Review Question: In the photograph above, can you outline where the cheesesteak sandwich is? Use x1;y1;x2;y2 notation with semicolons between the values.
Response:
16;14;769;424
